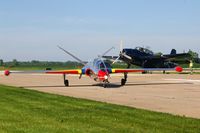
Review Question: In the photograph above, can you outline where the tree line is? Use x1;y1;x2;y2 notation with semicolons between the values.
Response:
0;50;199;67
0;60;83;68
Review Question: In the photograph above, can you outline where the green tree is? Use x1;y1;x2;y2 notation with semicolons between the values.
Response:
12;59;19;66
154;52;163;56
188;49;199;59
0;59;3;66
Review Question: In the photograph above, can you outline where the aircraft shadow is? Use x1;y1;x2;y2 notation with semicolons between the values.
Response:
21;83;121;89
21;82;192;89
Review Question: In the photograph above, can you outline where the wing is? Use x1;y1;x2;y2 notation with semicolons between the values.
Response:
163;53;192;61
111;66;183;74
46;69;82;74
4;69;82;76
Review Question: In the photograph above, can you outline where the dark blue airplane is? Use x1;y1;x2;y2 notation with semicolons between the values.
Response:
103;46;190;84
104;47;191;69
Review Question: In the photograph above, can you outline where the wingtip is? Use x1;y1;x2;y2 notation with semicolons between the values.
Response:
4;70;10;76
175;66;183;72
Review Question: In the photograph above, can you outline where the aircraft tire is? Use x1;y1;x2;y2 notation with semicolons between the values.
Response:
64;80;69;86
142;71;148;74
121;79;126;86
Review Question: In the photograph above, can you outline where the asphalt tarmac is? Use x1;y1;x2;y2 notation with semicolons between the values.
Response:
1;73;200;118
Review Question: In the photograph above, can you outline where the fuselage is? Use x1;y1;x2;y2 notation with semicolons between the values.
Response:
81;58;112;82
121;48;177;68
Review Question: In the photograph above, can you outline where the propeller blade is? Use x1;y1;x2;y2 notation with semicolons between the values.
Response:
112;56;120;64
112;40;124;64
120;40;123;52
101;47;115;57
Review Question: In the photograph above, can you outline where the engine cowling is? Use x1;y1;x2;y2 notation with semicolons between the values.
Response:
98;70;107;81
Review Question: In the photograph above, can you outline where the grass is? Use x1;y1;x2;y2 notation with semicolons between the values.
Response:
0;85;200;133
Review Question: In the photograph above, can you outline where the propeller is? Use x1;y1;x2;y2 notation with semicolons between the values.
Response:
112;40;124;64
101;47;115;57
112;56;121;64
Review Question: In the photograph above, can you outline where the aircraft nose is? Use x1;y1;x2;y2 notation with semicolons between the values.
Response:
98;70;108;81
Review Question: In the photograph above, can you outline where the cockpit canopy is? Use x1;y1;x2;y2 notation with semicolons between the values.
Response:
93;59;111;71
135;47;154;55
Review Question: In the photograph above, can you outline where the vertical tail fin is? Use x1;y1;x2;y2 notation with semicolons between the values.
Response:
170;49;176;55
57;45;86;66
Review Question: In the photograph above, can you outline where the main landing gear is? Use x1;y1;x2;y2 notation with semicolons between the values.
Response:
121;64;130;86
121;73;127;86
63;74;69;86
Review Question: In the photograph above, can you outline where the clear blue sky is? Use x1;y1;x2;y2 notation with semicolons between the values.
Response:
0;0;200;61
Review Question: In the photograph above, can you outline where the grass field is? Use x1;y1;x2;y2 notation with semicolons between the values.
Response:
0;85;200;133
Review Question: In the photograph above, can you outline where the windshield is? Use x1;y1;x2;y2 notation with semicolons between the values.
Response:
93;59;111;71
136;47;153;55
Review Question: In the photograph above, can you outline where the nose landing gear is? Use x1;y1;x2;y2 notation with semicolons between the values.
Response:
103;79;109;88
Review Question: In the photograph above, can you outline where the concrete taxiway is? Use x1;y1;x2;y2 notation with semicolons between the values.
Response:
0;73;200;118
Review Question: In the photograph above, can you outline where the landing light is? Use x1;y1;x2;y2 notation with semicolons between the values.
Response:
104;75;108;80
